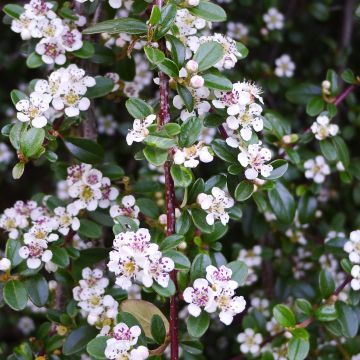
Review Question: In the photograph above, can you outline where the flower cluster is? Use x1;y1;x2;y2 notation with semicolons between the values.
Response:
73;267;118;327
15;64;95;127
197;187;234;225
344;230;360;290
11;0;83;65
107;228;174;290
104;323;149;360
66;164;119;214
237;246;262;286
183;265;246;325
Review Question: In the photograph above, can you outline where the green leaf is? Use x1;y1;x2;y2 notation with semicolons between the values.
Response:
226;261;248;286
268;182;296;224
86;336;108;359
63;326;98;355
211;139;237;163
336;302;359;338
318;270;335;298
315;304;338;322
3;4;24;19
193;41;224;72
64;137;104;164
99;164;125;180
203;222;228;243
179;117;202;147
203;70;233;91
341;69;356;84
234;180;254;201
286;83;321;105
319;139;337;161
273;304;296;327
154;4;177;40
135;198;158;219
5;239;23;267
144;46;165;65
20;128;45;158
163;250;191;270
149;5;161;25
160;234;184;252
175;210;191;235
143;146;168;166
151;315;166;344
12;162;25;180
126;98;154;119
332;136;350;168
191;208;214;234
24;275;49;307
288;337;310;360
306;97;324;116
86;76;114;98
3;280;28;311
49;246;70;268
10;90;28;106
235;41;249;58
152;279;176;297
298;195;317;224
158;59;179;78
187;312;210;338
164;123;181;136
176;84;194;112
144;135;176;149
189;1;227;22
295;298;312;315
72;41;95;59
166;35;186;67
267;160;288;180
171;165;193;188
190;253;211;282
26;52;43;68
83;18;148;35
79;219;102;239
10;122;27;150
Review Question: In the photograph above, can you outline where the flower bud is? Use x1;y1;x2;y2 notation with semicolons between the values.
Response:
186;0;200;6
322;80;331;90
190;75;205;89
185;60;199;73
0;258;11;271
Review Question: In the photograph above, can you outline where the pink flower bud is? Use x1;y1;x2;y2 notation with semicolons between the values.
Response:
186;60;199;73
190;75;204;89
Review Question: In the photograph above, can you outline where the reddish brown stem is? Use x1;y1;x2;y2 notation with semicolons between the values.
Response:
333;85;356;106
155;0;178;356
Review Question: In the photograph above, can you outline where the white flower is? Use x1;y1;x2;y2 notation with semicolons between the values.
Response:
105;72;120;92
35;37;66;65
213;81;263;115
238;142;273;180
54;206;80;235
311;114;339;140
99;177;119;209
227;22;249;41
19;239;52;269
126;114;156;145
263;7;284;31
16;92;51;128
97;114;118;135
216;287;246;325
0;258;11;271
183;278;216;316
206;265;238;291
237;328;263;355
226;103;263;141
275;54;295;78
110;195;140;224
105;323;148;359
174;9;208;38
197;187;234;225
174;143;213;168
304;156;330;184
351;265;360;291
60;26;83;52
344;230;360;264
140;252;174;288
237;246;262;267
17;316;35;335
